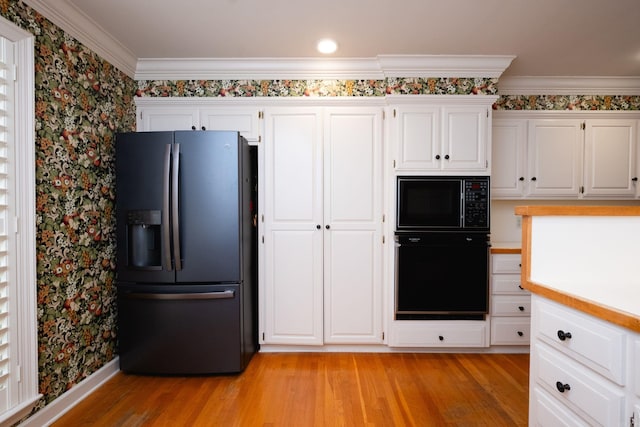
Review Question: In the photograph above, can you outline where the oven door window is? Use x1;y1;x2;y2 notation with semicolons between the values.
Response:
398;180;462;229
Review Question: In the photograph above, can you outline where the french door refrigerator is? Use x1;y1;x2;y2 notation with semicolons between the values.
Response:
115;130;257;375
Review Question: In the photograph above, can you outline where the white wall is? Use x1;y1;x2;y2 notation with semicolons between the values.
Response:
490;199;640;247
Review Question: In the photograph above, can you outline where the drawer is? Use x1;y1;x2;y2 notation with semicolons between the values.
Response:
531;386;590;427
491;254;521;274
491;274;528;294
534;342;625;426
491;317;530;345
534;298;626;385
389;321;488;348
491;295;531;316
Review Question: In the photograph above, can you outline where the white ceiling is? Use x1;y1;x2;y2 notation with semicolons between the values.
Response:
25;0;640;84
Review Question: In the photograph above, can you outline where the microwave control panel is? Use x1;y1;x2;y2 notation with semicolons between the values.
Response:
463;179;489;228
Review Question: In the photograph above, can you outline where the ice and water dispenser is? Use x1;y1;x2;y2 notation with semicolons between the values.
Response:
126;210;162;269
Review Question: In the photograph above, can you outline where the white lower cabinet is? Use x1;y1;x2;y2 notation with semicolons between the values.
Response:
530;296;639;426
490;253;530;346
261;106;384;346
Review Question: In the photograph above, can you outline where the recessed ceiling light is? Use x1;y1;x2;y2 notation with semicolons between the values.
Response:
317;39;338;54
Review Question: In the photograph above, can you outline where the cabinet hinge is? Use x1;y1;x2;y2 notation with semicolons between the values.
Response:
382;110;385;120
393;109;396;118
382;332;385;340
262;332;265;340
258;111;263;119
393;159;396;168
261;214;264;222
382;214;385;223
258;135;262;143
580;186;584;194
581;122;586;130
631;413;635;427
261;236;264;244
382;235;385;244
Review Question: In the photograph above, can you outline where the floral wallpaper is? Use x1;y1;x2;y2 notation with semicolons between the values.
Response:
494;94;640;110
0;0;136;412
136;77;499;97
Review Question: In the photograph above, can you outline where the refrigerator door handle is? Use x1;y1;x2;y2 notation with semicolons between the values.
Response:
162;144;172;271
172;142;182;271
123;290;235;300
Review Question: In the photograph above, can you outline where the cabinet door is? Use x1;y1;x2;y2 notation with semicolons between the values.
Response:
527;120;583;197
137;107;199;131
262;108;323;345
394;106;440;170
491;119;527;198
583;120;637;198
442;106;488;171
323;107;383;344
200;107;261;143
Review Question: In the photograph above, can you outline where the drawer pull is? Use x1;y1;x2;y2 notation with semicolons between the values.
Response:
517;331;524;337
555;381;571;393
438;335;444;341
557;330;572;341
518;306;525;311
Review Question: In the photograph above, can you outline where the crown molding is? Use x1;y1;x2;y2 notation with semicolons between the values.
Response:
135;55;516;80
498;76;640;95
22;0;137;77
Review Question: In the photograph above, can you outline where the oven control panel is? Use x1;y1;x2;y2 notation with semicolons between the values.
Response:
463;179;489;228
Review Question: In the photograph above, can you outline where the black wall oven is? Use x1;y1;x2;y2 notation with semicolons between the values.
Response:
395;176;490;320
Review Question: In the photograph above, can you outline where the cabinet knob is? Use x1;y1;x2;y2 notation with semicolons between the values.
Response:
201;126;206;131
191;125;196;130
435;155;441;160
518;306;525;311
325;225;330;230
438;335;444;341
518;177;525;181
518;285;524;290
557;330;572;341
555;381;571;393
531;177;537;181
316;225;321;230
444;154;450;160
632;177;638;182
517;331;524;337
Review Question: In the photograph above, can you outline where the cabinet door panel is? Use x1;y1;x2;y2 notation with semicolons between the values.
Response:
442;106;487;170
583;120;636;197
396;107;439;170
262;108;323;344
139;107;199;131
527;120;582;197
323;108;383;343
200;107;260;142
492;119;527;197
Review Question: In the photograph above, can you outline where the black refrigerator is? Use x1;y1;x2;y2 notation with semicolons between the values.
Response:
115;130;258;375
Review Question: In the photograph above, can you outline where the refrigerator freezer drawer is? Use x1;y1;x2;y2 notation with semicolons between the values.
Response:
117;284;246;375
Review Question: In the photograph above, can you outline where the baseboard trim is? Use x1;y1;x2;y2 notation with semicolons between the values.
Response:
21;357;120;427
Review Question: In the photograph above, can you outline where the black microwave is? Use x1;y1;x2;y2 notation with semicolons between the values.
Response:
396;176;490;232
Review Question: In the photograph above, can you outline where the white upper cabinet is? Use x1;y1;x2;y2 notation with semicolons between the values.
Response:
491;119;527;197
391;96;496;174
491;113;640;200
583;119;637;197
136;99;261;143
527;119;584;198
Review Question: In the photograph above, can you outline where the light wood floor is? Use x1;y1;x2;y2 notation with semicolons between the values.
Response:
52;352;530;426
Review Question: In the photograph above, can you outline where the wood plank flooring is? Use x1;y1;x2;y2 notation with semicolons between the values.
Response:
52;352;530;427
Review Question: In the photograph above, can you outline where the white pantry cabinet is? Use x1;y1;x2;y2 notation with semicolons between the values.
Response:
491;113;639;199
135;99;261;143
261;106;384;346
390;96;496;173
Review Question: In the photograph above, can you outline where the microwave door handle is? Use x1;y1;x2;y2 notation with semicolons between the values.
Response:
172;142;182;271
162;144;172;271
